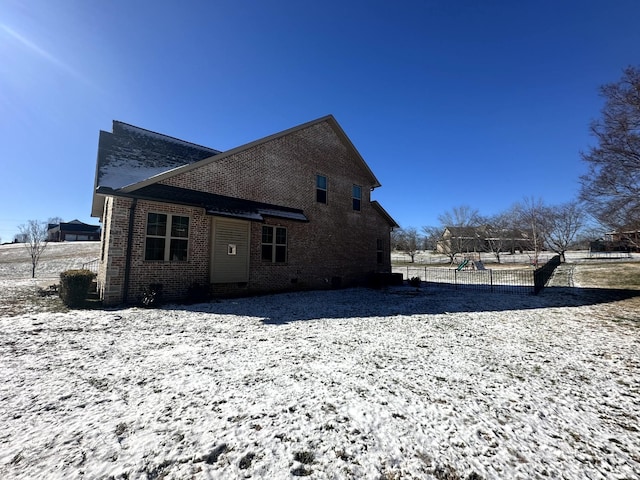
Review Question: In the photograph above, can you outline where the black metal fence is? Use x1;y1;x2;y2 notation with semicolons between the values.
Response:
393;255;561;295
532;255;561;294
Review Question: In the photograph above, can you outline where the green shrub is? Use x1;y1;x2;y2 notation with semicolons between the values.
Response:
59;269;96;308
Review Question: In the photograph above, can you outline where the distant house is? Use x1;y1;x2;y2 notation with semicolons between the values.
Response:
47;220;101;242
590;230;640;253
437;226;530;255
437;226;484;255
13;233;28;243
91;115;398;305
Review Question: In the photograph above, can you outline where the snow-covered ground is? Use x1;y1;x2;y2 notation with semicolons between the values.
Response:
0;241;99;280
1;243;639;479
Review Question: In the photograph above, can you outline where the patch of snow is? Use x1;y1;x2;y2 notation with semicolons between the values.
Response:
98;164;172;190
0;243;639;479
118;123;220;154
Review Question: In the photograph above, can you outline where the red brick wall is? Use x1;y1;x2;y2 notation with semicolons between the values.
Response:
100;119;393;304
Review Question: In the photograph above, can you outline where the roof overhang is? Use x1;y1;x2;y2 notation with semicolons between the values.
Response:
371;200;399;229
96;184;308;223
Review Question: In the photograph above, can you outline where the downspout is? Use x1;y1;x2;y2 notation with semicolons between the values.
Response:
122;198;138;304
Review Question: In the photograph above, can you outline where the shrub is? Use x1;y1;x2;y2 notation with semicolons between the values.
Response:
59;269;95;308
408;276;421;288
141;283;163;308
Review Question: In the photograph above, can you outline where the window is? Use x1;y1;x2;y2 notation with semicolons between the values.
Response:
145;213;189;261
316;174;327;204
262;225;287;263
377;238;385;264
352;185;362;211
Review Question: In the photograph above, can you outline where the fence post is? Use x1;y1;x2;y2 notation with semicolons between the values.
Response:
490;269;493;292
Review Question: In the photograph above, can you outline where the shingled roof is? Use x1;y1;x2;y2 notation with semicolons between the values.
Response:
91;122;220;216
96;184;308;222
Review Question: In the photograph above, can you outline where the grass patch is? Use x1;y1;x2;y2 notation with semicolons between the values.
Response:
576;262;640;290
0;287;69;316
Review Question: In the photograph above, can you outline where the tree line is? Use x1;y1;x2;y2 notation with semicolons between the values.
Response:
394;66;640;264
393;199;590;264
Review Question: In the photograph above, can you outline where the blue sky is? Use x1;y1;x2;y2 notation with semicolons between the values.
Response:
1;0;639;242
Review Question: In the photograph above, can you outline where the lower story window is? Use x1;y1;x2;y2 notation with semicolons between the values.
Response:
145;213;189;261
377;238;385;264
262;225;287;263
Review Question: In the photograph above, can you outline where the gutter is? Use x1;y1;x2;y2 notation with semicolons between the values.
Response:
122;198;137;304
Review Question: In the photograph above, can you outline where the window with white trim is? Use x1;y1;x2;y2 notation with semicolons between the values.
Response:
145;213;189;261
262;225;287;263
316;174;327;204
352;184;362;211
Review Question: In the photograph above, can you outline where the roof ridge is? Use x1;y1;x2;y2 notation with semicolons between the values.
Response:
113;120;221;153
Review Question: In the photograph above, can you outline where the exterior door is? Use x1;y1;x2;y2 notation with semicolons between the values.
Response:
210;217;250;283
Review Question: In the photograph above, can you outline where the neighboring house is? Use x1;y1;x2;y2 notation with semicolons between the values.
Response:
91;115;398;305
591;230;640;252
437;226;530;255
437;227;484;255
47;220;101;242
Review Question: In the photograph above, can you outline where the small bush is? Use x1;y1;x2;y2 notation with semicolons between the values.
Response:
141;283;163;308
293;451;315;464
408;276;421;288
59;270;95;308
238;452;255;470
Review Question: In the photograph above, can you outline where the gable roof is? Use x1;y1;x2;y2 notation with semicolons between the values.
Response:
92;116;390;227
444;226;483;238
97;184;308;222
91;121;220;216
48;221;100;233
119;115;381;194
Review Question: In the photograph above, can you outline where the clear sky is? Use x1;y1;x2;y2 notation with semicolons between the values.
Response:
1;0;639;242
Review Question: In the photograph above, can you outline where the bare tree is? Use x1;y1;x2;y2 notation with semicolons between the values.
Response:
542;202;586;263
395;227;421;263
513;197;547;266
482;211;515;263
437;205;482;263
18;220;49;278
421;226;441;252
438;205;481;228
580;66;640;245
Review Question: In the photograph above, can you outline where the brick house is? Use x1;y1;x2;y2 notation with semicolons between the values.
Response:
47;220;101;242
91;115;398;305
437;226;531;255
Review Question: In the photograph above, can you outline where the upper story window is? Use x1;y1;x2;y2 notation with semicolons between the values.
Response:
352;185;362;211
262;225;287;263
316;174;327;204
145;213;189;261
